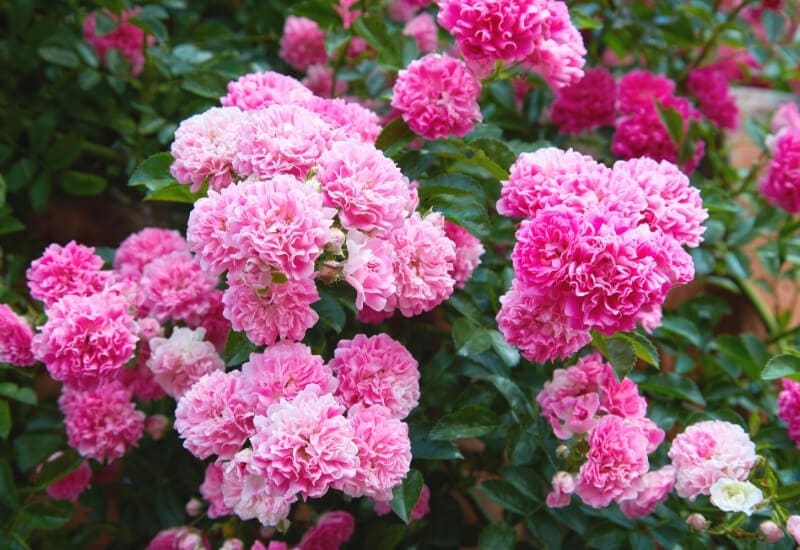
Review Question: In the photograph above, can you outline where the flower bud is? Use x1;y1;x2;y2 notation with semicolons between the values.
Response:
145;414;169;440
220;539;244;550
185;497;203;517
686;513;707;530
759;521;784;543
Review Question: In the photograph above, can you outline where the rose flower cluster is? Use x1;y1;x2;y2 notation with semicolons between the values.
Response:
387;0;587;141
20;228;230;501
83;7;155;76
540;355;764;519
548;66;739;174
173;70;483;339
759;101;800;213
496;147;708;363
538;353;670;517
181;334;419;526
437;0;586;89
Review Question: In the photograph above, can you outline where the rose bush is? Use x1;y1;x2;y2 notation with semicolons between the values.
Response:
2;0;800;549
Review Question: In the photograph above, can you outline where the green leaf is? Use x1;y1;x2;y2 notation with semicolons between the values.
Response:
715;334;761;380
502;466;541;502
33;450;82;490
418;174;485;200
365;524;406;550
144;183;204;203
479;523;516;550
0;174;6;207
400;36;419;68
181;71;227;99
586;527;627;549
410;437;463;460
13;432;64;472
376;117;414;158
467;138;516;172
223;330;258;367
639;373;705;405
429;405;502;440
487;376;535;424
19;501;72;530
447;293;483;322
28;173;51;212
656;102;684;147
130;14;167;42
45;135;83;171
571;8;602;29
762;10;786;42
428;194;490;239
452;319;493;357
0;383;36;405
489;330;520;367
776;482;800;503
762;353;800;381
94;10;118;35
0;208;25;235
312;292;346;333
78;70;102;91
129;152;175;190
38;46;80;68
0;400;10;439
74;41;99;68
324;30;351;57
477;479;530;515
614;332;659;368
629;532;655;550
290;0;339;27
95;247;116;267
507;424;538;465
526;514;563;549
658;317;703;348
0;459;18;509
390;469;423;524
607;337;636;378
352;15;394;66
59;171;107;196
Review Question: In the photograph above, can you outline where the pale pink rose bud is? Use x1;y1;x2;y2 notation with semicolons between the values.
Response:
185;497;203;517
145;414;169;440
545;471;575;508
317;261;343;285
686;513;707;530
178;533;204;550
220;539;245;550
759;521;784;543
327;228;346;255
788;515;800;544
555;445;570;459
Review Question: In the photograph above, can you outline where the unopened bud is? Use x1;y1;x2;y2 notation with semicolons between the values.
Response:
185;497;203;517
759;520;784;543
145;414;169;440
686;513;707;531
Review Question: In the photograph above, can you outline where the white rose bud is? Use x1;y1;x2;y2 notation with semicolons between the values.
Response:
709;478;763;516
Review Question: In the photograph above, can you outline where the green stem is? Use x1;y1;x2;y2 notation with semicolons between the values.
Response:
80;140;125;164
691;0;756;70
736;276;779;336
730;153;768;197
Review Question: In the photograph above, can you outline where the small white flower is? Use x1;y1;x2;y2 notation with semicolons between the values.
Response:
709;478;763;516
